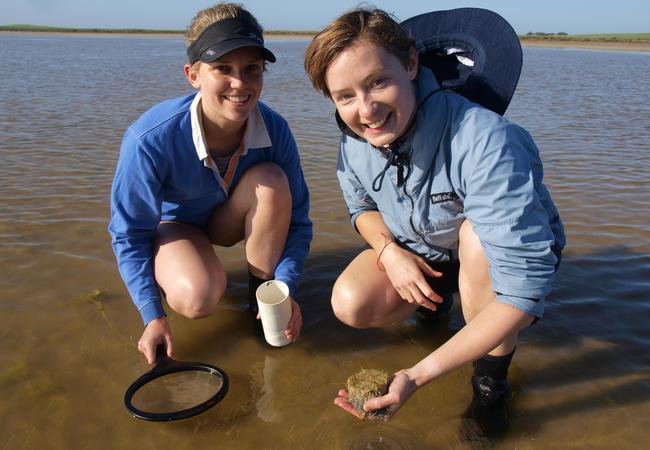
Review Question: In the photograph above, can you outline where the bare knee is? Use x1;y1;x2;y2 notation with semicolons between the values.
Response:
459;221;489;277
331;281;372;329
458;220;494;319
165;272;226;319
244;162;291;206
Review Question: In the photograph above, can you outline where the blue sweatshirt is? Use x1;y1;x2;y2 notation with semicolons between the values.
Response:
109;93;312;325
337;68;565;317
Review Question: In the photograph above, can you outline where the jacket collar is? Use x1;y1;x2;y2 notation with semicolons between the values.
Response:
191;92;272;163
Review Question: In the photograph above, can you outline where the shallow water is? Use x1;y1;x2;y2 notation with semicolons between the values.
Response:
130;370;225;414
1;34;649;449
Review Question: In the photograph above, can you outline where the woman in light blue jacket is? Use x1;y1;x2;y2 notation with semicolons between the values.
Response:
304;8;565;421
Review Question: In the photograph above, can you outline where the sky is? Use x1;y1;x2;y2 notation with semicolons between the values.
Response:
1;0;648;35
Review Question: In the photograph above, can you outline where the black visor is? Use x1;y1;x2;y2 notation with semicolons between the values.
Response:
187;17;276;64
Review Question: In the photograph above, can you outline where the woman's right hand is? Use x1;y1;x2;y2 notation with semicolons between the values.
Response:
379;244;443;311
334;369;420;420
137;317;174;364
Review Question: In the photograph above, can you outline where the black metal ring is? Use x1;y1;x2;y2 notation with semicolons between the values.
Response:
124;361;229;422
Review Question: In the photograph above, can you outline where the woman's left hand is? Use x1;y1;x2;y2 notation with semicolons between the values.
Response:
334;369;419;420
379;244;443;311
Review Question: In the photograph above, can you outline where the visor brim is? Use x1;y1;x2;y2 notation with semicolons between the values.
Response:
198;38;276;63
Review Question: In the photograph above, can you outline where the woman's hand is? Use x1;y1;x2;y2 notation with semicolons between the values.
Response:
137;316;174;364
333;389;365;419
334;369;419;420
256;297;302;342
380;244;443;311
285;298;302;342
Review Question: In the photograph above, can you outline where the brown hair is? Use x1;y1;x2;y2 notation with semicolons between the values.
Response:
185;2;264;73
304;7;415;98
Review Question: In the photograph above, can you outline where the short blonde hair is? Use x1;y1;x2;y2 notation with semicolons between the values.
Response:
185;2;264;73
304;8;415;98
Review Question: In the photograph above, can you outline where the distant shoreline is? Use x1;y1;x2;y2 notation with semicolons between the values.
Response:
0;29;313;41
2;29;649;51
520;37;650;52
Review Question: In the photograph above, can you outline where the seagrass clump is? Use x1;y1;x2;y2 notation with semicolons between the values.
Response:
346;369;389;420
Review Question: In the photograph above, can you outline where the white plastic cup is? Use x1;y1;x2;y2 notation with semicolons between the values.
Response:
256;280;292;347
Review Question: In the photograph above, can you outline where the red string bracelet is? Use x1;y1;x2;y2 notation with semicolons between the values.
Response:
376;233;396;272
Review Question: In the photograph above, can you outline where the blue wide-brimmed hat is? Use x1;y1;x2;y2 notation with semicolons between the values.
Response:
401;8;522;116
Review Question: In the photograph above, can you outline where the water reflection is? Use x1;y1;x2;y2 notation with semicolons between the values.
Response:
0;34;649;449
130;370;224;414
254;356;284;423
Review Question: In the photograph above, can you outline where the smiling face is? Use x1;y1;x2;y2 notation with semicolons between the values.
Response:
185;46;264;133
325;39;418;147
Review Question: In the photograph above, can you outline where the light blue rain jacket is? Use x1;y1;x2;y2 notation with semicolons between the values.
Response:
336;68;565;317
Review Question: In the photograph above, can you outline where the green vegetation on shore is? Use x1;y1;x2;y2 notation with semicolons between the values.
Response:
2;24;648;43
0;23;182;34
0;24;315;36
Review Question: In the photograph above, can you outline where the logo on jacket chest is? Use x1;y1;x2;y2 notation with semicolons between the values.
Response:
430;192;459;204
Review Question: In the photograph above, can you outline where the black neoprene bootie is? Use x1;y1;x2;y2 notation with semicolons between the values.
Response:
471;348;515;405
414;293;454;322
460;393;510;441
248;271;271;315
471;374;510;405
460;349;516;442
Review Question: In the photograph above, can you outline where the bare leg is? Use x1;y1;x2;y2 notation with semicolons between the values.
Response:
331;249;417;328
153;222;227;319
458;220;531;356
208;162;292;279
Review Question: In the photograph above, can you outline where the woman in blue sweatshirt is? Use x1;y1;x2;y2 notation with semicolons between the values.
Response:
109;3;312;364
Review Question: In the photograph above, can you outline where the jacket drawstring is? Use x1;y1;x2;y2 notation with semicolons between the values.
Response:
371;145;412;192
370;87;445;192
372;150;395;192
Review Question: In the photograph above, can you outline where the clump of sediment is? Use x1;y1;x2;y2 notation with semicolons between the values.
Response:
346;369;389;420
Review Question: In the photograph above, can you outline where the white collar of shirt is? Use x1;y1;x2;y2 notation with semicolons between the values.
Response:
190;92;272;165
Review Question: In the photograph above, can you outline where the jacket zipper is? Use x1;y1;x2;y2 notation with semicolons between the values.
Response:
402;176;454;260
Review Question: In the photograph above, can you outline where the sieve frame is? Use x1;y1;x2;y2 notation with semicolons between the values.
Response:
124;347;229;422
